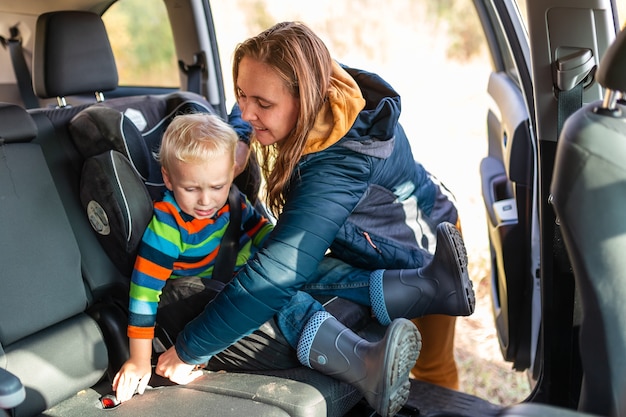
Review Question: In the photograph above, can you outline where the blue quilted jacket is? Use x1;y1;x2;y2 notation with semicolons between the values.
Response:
175;63;453;364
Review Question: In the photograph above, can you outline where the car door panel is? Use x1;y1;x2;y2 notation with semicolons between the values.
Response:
481;69;534;371
473;0;539;374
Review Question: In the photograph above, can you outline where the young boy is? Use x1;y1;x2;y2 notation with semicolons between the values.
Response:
112;112;273;403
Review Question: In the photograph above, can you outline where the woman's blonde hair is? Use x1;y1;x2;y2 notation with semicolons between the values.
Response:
233;21;333;215
158;113;237;172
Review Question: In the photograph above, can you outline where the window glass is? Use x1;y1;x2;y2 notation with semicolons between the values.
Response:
516;0;527;31
102;0;179;87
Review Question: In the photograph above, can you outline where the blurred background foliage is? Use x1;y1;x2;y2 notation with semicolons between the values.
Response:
103;0;488;88
104;0;625;88
235;0;486;62
103;0;178;86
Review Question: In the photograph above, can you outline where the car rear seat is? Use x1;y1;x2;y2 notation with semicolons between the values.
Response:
0;102;126;416
0;102;356;417
0;10;365;417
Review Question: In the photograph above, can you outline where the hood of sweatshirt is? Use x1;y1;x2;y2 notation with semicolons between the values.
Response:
302;60;365;155
302;61;402;159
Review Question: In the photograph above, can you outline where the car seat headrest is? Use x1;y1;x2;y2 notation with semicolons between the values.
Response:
597;26;626;93
0;103;38;143
68;91;217;200
33;11;118;100
69;106;151;181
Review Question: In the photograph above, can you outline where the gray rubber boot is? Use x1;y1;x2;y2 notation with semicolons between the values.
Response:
371;222;475;326
297;312;421;417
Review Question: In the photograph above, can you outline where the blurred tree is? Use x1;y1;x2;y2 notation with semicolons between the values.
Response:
238;0;275;35
103;0;179;87
425;0;485;61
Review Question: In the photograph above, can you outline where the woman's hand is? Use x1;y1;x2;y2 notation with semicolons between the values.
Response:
155;346;204;385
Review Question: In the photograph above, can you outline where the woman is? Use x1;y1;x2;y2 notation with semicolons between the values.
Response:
156;21;474;416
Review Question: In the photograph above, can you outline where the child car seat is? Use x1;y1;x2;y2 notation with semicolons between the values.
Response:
68;92;215;275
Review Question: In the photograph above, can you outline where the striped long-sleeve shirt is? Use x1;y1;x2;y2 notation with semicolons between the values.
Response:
127;189;273;339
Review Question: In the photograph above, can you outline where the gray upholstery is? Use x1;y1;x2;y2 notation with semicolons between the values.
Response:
0;117;86;345
44;372;333;417
0;103;109;416
550;26;626;417
4;315;108;417
551;100;626;415
33;11;118;99
0;103;37;142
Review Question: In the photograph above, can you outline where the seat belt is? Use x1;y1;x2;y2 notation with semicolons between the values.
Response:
551;52;593;273
207;183;242;290
178;52;206;95
556;83;583;138
2;25;39;109
154;184;242;348
554;49;595;138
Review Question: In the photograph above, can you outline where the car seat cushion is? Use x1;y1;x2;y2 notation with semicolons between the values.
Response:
80;150;153;276
4;314;109;417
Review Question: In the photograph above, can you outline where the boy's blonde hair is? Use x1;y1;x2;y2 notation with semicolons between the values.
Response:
158;113;238;172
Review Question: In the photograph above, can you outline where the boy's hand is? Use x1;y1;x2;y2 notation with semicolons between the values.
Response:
112;358;152;403
155;346;203;385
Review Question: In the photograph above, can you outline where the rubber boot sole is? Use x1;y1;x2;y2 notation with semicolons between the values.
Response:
441;222;476;316
367;318;422;417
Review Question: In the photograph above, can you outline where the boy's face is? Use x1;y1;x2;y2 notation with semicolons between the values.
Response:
162;154;234;220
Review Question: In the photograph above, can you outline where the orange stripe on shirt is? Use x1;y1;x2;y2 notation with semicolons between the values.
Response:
134;256;171;280
246;218;267;237
173;248;219;271
128;325;155;339
154;200;215;235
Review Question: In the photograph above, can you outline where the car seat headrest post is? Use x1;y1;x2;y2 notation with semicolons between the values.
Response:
600;89;621;112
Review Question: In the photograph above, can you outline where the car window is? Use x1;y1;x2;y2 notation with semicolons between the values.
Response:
516;0;527;30
102;0;179;88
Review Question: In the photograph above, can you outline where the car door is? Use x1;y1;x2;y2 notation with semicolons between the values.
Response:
474;0;620;406
474;0;538;378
